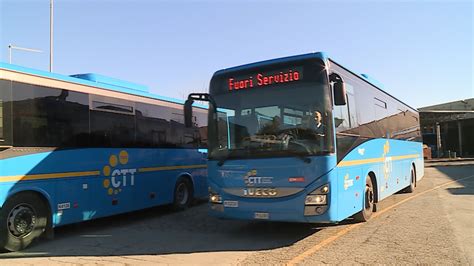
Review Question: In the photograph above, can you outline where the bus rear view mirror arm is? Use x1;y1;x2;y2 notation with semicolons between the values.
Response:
184;93;215;128
330;73;347;106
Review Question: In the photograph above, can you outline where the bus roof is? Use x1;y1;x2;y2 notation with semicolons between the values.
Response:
0;62;207;109
213;52;417;112
213;52;329;76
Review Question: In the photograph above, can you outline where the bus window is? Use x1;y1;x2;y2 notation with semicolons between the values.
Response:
374;97;388;138
0;96;3;141
333;97;350;130
346;85;358;127
11;82;89;147
90;96;135;147
283;107;303;126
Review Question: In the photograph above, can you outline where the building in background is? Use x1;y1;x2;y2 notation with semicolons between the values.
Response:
419;98;474;158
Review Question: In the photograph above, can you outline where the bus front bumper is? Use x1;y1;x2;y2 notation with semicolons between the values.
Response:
208;195;339;223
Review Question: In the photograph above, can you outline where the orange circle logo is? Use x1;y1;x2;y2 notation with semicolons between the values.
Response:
119;150;129;165
109;155;118;167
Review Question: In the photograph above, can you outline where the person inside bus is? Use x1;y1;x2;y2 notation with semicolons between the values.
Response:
260;115;282;135
304;111;326;137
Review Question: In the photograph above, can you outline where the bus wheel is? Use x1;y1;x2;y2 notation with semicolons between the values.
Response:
172;177;193;211
0;192;49;251
403;167;416;193
353;176;374;222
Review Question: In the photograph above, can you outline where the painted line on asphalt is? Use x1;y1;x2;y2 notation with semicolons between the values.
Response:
286;174;474;266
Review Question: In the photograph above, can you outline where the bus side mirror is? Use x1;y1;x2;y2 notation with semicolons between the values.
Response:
184;99;194;128
184;93;214;128
330;73;347;106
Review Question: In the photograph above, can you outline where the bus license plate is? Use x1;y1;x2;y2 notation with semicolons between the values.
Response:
224;200;238;208
254;212;269;220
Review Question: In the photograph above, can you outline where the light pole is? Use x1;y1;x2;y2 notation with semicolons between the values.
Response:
50;0;54;72
8;44;43;64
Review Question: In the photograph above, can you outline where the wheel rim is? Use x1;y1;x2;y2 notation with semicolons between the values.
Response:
365;184;374;211
8;204;37;237
176;183;189;205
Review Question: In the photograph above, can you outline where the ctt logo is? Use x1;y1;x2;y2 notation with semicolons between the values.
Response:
244;169;273;187
382;140;393;180
102;150;137;196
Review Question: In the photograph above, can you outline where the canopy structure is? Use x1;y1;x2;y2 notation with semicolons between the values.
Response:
419;99;474;158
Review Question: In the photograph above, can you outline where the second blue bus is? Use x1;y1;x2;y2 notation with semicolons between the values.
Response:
0;63;208;251
185;52;424;224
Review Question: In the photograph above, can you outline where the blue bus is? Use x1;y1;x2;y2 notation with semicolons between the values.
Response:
185;52;423;223
0;63;208;251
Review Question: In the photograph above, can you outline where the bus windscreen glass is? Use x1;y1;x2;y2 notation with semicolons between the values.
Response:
208;61;334;160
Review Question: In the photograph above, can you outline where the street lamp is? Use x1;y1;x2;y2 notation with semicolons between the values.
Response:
8;44;43;64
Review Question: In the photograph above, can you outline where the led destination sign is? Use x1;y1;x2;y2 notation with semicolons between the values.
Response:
228;67;303;91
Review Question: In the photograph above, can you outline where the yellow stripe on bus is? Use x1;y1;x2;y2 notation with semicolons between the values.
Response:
138;164;207;173
0;164;207;183
0;171;101;182
338;154;419;167
392;154;420;160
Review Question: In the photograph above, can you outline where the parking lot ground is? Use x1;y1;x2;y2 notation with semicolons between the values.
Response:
284;165;474;265
1;165;473;265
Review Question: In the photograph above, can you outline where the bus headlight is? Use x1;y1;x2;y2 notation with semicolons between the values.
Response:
305;195;327;205
304;184;330;216
209;193;222;204
305;184;329;206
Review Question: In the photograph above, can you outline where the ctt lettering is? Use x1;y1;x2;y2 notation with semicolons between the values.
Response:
111;169;136;188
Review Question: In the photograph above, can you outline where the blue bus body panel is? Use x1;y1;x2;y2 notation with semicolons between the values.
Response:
207;155;340;223
334;139;423;220
209;155;336;189
0;148;207;227
208;139;423;223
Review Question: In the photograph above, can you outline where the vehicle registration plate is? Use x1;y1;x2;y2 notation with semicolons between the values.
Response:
223;200;239;208
254;212;269;219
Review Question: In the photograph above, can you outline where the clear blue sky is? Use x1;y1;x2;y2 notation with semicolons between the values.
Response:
1;0;472;108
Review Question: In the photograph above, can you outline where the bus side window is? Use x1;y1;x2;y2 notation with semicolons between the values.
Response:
334;80;361;161
347;91;358;128
0;80;13;148
333;97;350;131
374;97;388;138
0;91;3;142
333;82;356;131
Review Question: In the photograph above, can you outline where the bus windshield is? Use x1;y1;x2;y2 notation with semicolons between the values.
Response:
208;82;334;160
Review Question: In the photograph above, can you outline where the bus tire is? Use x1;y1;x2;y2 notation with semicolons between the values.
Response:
0;192;50;251
403;167;416;193
172;177;193;211
353;175;375;222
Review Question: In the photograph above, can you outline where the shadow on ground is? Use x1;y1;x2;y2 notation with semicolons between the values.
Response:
0;202;351;258
433;165;474;196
